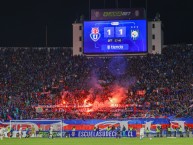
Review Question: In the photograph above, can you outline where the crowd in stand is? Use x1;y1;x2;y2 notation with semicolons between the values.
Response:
0;44;193;121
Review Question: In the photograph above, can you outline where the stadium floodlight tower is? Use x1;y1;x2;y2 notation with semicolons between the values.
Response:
10;119;63;138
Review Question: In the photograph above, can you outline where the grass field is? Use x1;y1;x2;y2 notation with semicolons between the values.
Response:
1;137;193;145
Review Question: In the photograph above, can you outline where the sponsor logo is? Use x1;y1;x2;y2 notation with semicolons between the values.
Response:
103;11;131;17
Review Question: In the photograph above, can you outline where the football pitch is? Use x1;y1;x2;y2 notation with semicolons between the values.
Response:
1;137;193;145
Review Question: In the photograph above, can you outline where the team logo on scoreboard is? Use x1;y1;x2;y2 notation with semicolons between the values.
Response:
131;30;139;40
90;27;101;42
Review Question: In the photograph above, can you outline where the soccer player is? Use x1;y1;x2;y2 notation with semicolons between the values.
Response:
19;126;23;139
140;126;145;140
7;126;11;138
0;127;5;140
25;127;30;138
116;128;121;139
145;127;150;137
10;127;14;138
31;125;36;137
49;126;54;139
122;125;126;137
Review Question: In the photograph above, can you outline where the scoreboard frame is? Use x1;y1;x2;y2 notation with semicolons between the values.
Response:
83;19;148;55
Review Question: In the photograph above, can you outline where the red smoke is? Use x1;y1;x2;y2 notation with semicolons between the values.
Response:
82;84;128;112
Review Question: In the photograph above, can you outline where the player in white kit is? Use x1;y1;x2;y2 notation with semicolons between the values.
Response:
49;126;54;139
140;126;145;140
19;126;23;139
0;127;5;140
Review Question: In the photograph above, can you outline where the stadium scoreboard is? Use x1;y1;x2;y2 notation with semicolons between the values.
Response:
83;20;147;54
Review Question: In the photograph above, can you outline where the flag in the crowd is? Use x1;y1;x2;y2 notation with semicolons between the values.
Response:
136;90;146;96
35;107;43;113
7;115;13;120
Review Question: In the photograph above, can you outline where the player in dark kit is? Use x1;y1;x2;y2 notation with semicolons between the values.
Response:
25;127;31;138
116;130;121;139
116;126;121;139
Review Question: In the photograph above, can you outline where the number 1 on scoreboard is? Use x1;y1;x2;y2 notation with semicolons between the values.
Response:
104;27;114;38
116;27;126;37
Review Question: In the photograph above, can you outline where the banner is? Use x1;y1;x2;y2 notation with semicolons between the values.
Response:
1;118;193;136
67;130;136;138
34;130;136;138
91;8;146;20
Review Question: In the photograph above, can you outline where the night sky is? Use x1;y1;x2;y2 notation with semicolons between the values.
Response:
0;0;192;47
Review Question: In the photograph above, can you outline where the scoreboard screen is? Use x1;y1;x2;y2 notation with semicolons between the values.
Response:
83;20;147;54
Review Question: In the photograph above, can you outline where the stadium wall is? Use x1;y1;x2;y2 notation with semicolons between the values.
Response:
72;20;163;56
1;118;193;131
1;118;193;138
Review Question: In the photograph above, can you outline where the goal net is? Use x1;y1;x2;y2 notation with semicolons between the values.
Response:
10;120;63;138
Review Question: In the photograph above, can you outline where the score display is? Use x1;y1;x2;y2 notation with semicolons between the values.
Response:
83;20;147;54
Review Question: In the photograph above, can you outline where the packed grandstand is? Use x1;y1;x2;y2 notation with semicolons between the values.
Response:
0;44;193;121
